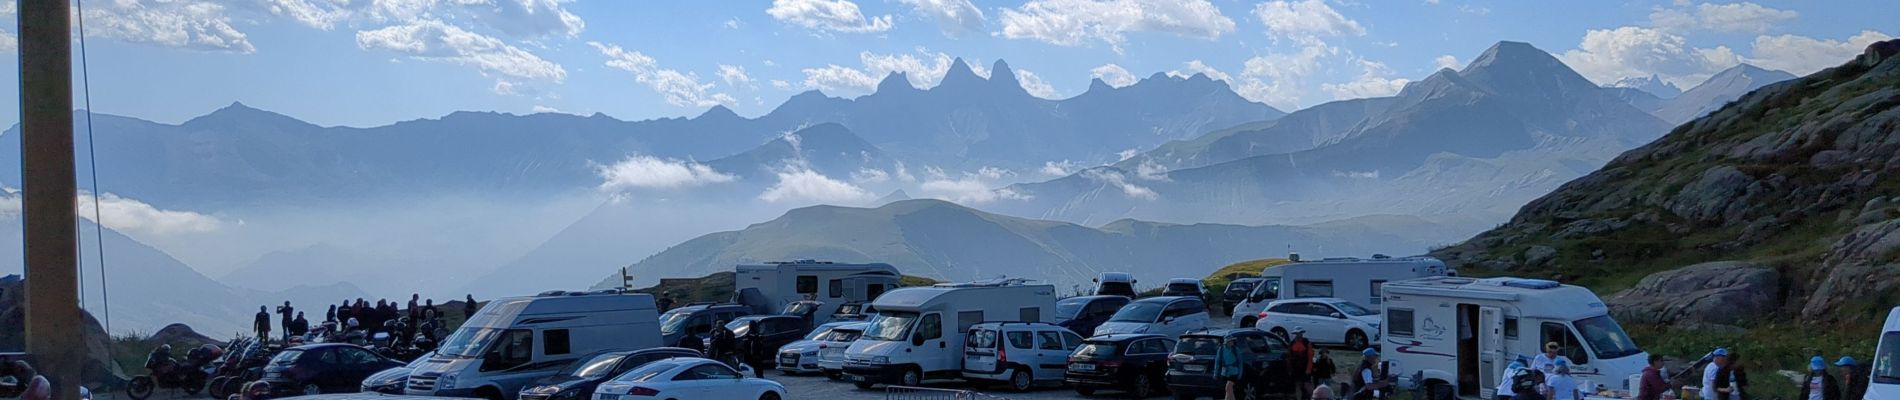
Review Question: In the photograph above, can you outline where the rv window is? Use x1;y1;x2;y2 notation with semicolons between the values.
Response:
918;313;943;341
958;311;984;331
1294;280;1334;298
1388;309;1415;337
544;329;572;356
482;329;534;372
1037;331;1064;350
797;275;818;294
1007;331;1034;349
1875;332;1900;384
1541;322;1590;365
1369;280;1386;305
1504;317;1520;339
829;279;843;298
1020;307;1041;322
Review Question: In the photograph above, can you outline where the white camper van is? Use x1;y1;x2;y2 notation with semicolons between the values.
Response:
734;260;902;323
1232;255;1453;327
1869;306;1900;399
404;290;661;400
1380;277;1647;399
841;279;1057;388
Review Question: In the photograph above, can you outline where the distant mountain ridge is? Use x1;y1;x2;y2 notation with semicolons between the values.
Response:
1650;64;1797;124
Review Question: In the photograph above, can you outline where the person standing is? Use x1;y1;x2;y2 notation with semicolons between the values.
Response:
656;292;675;313
1533;342;1565;373
290;312;310;338
1726;352;1750;400
1289;328;1315;400
1217;338;1244;400
1836;356;1866;400
254;306;273;343
1543;360;1580;400
1639;354;1669;400
464;294;478;318
337;301;353;324
325;304;337;323
276;301;295;341
1801;356;1841;400
1353;349;1387;400
1497;356;1528;400
1702;348;1730;400
408;294;421;321
1314;349;1338;394
710;321;735;366
423;299;439;321
743;320;767;378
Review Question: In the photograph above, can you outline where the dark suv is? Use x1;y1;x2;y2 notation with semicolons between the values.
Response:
657;304;752;348
1221;278;1262;315
726;315;813;367
1065;333;1176;398
1165;328;1294;400
1056;295;1131;338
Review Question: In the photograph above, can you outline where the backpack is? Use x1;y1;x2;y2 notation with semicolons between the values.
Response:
1512;368;1545;394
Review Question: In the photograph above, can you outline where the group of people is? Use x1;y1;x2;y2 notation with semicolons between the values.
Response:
1492;344;1872;400
250;294;480;346
1797;353;1870;400
1494;342;1588;400
1211;328;1370;400
673;317;771;379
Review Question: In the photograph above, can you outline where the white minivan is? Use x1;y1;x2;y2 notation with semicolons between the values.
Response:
403;290;661;400
1092;296;1210;339
1868;306;1899;399
841;279;1057;388
963;322;1085;391
1251;298;1381;350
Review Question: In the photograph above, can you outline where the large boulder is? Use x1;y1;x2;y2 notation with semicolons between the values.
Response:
145;323;224;348
1606;261;1780;326
0;276;128;388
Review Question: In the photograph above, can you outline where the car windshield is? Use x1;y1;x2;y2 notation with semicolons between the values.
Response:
1226;281;1257;293
612;362;675;383
1110;302;1165;323
862;311;919;341
784;302;818;316
1331;302;1377;316
1257;278;1281;298
268;349;303;366
1056;298;1088;319
823;328;863;342
1876;332;1900;384
556;353;627;380
804;326;836;341
1573;315;1643;359
437;328;501;358
1177;337;1221;356
658;311;695;335
1075;342;1118;358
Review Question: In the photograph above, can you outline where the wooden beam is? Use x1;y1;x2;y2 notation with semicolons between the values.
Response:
19;0;85;398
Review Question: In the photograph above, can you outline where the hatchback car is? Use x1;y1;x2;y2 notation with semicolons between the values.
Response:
963;322;1084;391
1165;329;1294;400
517;347;701;400
726;315;812;367
1253;297;1381;350
1055;295;1130;338
593;358;785;400
360;351;432;394
1221;278;1263;315
1094;296;1211;339
776;321;863;375
261;343;404;397
657;304;752;348
1065;333;1176;398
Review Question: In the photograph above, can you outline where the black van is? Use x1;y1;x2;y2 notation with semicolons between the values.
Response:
1165;328;1295;400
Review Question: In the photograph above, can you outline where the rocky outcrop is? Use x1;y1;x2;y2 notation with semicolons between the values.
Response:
145;323;223;348
1606;261;1780;326
0;277;127;387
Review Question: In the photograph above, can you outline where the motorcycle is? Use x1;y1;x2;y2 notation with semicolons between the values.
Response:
126;344;219;400
207;338;278;399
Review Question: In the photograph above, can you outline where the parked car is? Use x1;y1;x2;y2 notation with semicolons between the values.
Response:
593;358;785;400
360;351;432;394
1165;329;1295;400
1055;295;1131;338
1252;298;1382;350
1161;278;1207;298
516;347;700;400
727;315;813;368
1065;334;1176;398
963;322;1085;391
814;322;869;379
828;302;871;322
776;321;863;375
260;343;404;398
658;304;753;348
1094;296;1211;339
1093;272;1138;298
1221;278;1263;315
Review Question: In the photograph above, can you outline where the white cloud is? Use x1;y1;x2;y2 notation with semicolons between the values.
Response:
531;105;561;113
1321;60;1410;101
1252;0;1365;44
898;0;984;37
1746;30;1895;75
965;58;993;79
1167;60;1232;82
724;18;743;29
255;0;584;38
1433;54;1461;70
1080;169;1157;200
1233;43;1337;110
851;168;891;184
800;49;956;96
718;64;755;88
82;0;255;53
771;79;796;90
1135;159;1169;181
766;0;894;33
590;42;736;107
357;20;567;83
594;154;737;192
1090;64;1137;88
1040;160;1080;176
759;167;876;204
1014;69;1060;99
1556;26;1739;89
1117;149;1139;161
1649;2;1796;34
998;0;1235;52
7;190;224;236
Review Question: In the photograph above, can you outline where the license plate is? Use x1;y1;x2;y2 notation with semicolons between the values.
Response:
780;356;797;364
1070;363;1095;371
849;374;868;382
1184;364;1207;372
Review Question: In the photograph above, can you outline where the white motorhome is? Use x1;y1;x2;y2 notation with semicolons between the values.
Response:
404;290;661;400
1869;306;1900;399
840;279;1057;388
1379;277;1648;399
734;259;902;323
1232;255;1453;327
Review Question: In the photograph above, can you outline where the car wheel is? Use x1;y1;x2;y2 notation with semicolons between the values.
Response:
208;377;230;399
1269;327;1287;340
1130;374;1154;398
1008;367;1033;392
758;391;781;400
899;367;923;386
1346;330;1369;350
1427;381;1455;400
1238;317;1257;328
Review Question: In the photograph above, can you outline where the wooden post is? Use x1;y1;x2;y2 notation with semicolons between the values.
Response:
19;0;85;398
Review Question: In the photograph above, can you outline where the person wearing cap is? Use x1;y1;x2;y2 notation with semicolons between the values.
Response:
1836;356;1865;400
1533;342;1567;373
1543;359;1580;400
1289;327;1315;399
1802;356;1841;400
1497;356;1528;400
1353;349;1388;400
1639;354;1669;400
1702;348;1730;400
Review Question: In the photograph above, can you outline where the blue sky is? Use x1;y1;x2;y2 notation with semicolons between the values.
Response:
0;0;1892;128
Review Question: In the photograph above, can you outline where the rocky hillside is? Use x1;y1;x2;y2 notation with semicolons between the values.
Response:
0;276;126;387
1433;40;1900;327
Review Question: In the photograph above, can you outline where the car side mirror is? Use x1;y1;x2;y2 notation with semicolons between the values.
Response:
1330;312;1345;319
1163;316;1176;324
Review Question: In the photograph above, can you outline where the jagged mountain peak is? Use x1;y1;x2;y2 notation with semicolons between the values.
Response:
694;104;740;121
1706;63;1795;84
941;57;983;86
1459;40;1600;97
876;71;916;93
1610;74;1683;99
184;101;316;128
1087;77;1115;92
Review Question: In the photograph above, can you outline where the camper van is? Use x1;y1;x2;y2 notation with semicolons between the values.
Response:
1232;255;1453;327
734;260;902;324
1869;307;1900;399
840;279;1057;388
403;290;662;400
1379;277;1647;399
1093;272;1136;297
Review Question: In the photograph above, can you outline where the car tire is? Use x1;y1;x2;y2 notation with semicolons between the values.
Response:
899;367;923;387
1427;381;1455;400
1009;367;1034;392
759;391;781;400
1130;374;1155;398
1269;327;1288;340
1346;330;1369;350
1238;317;1257;329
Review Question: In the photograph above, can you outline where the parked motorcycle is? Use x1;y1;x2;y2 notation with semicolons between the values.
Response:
207;338;278;399
126;344;219;400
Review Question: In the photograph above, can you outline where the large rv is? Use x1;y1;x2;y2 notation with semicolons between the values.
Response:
1380;277;1647;399
1870;307;1900;399
1232;255;1453;327
404;290;661;400
840;279;1057;388
734;260;902;324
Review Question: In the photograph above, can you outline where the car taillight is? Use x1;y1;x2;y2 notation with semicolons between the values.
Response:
1258;311;1269;319
1100;360;1122;368
997;344;1008;364
626;387;660;396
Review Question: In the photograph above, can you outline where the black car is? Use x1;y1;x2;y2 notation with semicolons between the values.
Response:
658;303;753;348
726;315;812;367
1165;329;1295;400
260;343;404;398
1056;295;1131;338
1221;279;1263;315
1065;333;1176;398
516;347;702;400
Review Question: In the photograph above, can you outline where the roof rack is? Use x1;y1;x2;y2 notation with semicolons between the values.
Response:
765;259;835;265
935;277;1037;288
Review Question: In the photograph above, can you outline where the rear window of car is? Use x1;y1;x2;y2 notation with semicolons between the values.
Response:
1176;337;1220;356
1076;342;1118;358
824;328;863;342
967;328;998;349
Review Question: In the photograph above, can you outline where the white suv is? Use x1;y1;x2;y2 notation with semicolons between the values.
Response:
963;322;1084;391
1252;298;1381;350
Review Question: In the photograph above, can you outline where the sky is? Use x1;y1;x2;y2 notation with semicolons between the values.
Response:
0;0;1893;128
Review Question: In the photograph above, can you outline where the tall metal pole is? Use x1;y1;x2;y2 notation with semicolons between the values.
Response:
19;0;85;398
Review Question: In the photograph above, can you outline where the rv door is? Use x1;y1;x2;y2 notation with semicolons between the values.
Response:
1479;307;1504;398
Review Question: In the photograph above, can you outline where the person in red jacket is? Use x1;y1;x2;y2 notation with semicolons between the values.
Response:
1638;354;1669;400
1288;328;1316;399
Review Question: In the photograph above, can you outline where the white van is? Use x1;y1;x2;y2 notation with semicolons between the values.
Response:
1232;255;1453;328
841;279;1057;388
962;322;1084;391
404;290;661;400
1093;272;1136;297
1380;277;1647;399
733;259;901;324
1869;307;1900;399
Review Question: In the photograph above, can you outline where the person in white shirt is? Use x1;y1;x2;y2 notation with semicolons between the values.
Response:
1701;348;1729;400
1533;342;1567;373
1497;355;1529;400
1544;359;1580;400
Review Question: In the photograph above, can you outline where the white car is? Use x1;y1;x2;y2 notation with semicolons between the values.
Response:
1251;298;1381;350
1093;296;1211;339
814;322;868;379
777;321;864;375
962;322;1084;391
593;358;785;400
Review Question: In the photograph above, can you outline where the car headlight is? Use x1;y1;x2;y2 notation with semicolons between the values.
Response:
871;356;890;364
437;375;457;390
802;350;818;356
527;386;560;395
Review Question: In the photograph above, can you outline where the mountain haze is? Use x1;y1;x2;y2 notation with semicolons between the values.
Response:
1650;64;1797;124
